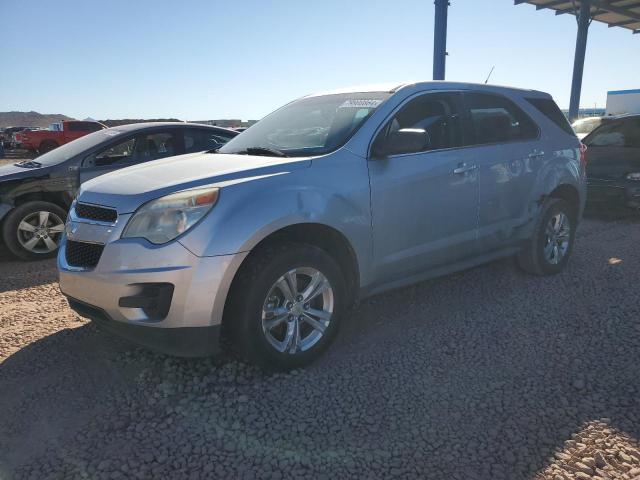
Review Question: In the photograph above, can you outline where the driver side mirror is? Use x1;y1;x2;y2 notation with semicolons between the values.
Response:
372;128;430;158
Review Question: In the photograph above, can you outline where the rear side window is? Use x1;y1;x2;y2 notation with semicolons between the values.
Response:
465;92;539;145
68;122;103;132
526;97;575;136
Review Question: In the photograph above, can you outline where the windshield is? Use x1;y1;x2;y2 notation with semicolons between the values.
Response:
218;92;391;157
572;117;602;135
33;129;125;166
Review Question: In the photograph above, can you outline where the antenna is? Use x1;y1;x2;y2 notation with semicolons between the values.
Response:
484;66;495;84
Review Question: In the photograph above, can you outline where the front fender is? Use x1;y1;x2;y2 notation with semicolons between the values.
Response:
178;155;373;284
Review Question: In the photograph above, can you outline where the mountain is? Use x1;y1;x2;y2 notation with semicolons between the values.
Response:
0;111;75;128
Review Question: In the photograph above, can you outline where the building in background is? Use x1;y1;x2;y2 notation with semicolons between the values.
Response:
606;89;640;116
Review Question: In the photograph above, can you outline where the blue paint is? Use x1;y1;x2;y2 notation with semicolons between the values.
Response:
433;0;449;81
608;89;640;95
568;0;591;122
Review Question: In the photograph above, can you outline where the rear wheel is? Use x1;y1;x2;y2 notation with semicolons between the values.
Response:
517;198;577;275
2;201;67;260
228;243;346;370
38;141;58;155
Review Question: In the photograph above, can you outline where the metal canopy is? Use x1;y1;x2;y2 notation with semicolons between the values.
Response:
515;0;640;34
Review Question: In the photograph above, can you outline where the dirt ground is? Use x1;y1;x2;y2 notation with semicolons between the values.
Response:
1;212;640;479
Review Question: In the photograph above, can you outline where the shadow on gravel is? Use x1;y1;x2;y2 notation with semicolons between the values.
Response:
0;246;58;293
2;219;640;479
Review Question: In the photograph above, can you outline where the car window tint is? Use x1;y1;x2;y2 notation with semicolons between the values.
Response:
184;129;235;153
130;132;178;162
526;97;574;136
69;122;102;132
84;137;135;167
377;93;462;155
465;92;538;145
586;122;627;147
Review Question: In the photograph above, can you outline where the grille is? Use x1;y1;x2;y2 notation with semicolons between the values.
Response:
65;240;104;268
75;203;117;223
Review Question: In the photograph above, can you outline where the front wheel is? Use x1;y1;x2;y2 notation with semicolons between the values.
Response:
2;201;67;260
517;198;577;276
228;243;347;370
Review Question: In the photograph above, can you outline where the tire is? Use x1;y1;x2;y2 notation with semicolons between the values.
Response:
517;198;577;276
38;141;58;155
2;201;67;260
228;242;347;370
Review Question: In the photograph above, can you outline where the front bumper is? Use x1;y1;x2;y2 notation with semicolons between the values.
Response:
587;179;640;208
67;297;222;356
58;211;247;356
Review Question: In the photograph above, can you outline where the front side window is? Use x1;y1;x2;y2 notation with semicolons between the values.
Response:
218;92;391;157
185;129;236;153
465;92;539;145
83;131;179;167
373;92;462;156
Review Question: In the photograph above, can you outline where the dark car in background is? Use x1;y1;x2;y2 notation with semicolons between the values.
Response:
584;114;640;210
0;122;238;260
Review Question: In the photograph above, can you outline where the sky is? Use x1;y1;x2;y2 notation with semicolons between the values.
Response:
1;0;638;121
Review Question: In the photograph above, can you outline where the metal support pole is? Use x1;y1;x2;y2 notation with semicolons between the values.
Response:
433;0;449;80
568;0;591;122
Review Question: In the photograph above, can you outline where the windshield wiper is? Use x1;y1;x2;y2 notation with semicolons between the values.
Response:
15;160;42;168
232;147;288;158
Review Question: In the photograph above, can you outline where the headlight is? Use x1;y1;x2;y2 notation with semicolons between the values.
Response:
122;187;219;244
626;173;640;181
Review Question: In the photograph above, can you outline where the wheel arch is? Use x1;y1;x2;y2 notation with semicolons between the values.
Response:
548;183;581;213
220;222;361;337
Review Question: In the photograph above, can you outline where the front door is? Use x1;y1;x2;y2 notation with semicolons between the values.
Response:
367;91;480;284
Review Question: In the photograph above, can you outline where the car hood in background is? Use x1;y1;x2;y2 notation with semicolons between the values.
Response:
78;152;313;213
0;162;50;182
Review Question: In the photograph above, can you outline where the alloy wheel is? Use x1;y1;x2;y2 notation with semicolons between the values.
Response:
544;212;571;265
261;267;334;354
16;210;65;254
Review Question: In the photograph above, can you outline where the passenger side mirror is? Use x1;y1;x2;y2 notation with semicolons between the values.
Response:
372;128;430;158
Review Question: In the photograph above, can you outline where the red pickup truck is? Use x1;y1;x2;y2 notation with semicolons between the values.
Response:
16;120;106;154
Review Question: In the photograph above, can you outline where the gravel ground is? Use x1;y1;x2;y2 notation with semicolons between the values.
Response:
1;213;639;479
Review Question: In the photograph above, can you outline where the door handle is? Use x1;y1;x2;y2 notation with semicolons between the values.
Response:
453;163;477;174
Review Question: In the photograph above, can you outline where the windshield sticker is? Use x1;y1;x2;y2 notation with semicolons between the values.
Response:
338;99;383;109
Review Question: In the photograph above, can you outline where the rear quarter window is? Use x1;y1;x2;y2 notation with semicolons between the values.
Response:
526;97;575;136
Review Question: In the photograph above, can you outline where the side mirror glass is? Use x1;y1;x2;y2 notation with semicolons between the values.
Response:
373;128;430;158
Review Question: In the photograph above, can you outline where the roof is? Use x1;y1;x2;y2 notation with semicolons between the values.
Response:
515;0;640;34
608;88;640;94
307;81;549;97
105;122;235;132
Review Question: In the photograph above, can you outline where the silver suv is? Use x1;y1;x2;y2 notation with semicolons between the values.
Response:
58;82;586;369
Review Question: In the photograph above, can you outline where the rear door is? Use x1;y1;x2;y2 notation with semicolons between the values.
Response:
585;117;640;180
78;129;182;184
462;91;542;251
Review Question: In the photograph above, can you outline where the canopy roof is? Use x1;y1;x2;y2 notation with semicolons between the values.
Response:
515;0;640;34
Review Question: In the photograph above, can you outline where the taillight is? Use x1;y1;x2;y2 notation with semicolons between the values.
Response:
579;143;587;167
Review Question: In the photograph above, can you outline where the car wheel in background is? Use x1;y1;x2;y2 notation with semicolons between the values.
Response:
38;141;58;155
2;201;67;260
517;198;577;276
228;242;347;370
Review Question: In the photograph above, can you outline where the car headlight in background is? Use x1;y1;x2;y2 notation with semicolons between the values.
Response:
122;187;219;244
626;173;640;181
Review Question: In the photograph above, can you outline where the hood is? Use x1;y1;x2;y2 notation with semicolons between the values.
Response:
0;162;50;182
79;152;313;213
